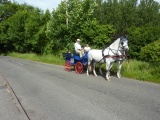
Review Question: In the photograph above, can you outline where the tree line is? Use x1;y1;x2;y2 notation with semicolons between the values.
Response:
0;0;160;62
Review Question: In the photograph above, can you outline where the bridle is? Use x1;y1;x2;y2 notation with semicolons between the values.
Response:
105;39;128;58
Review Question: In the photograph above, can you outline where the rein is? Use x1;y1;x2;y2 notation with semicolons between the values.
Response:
105;55;127;58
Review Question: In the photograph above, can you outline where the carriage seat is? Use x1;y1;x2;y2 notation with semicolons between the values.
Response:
73;50;79;56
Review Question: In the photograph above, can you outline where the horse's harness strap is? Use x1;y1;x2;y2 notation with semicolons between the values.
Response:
101;47;127;63
102;48;106;63
102;48;105;57
105;55;126;58
99;37;128;63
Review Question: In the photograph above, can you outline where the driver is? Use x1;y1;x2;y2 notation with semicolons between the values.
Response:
74;39;84;58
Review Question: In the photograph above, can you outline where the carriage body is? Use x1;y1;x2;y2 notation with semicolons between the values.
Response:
62;53;88;74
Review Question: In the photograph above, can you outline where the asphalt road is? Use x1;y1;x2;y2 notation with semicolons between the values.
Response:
0;55;160;120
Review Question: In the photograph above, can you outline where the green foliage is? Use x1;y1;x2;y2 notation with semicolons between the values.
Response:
7;10;29;52
95;0;160;32
46;0;115;53
24;9;50;53
0;2;51;53
0;1;19;22
46;1;69;54
140;40;160;62
137;0;160;27
1;0;160;63
91;24;116;47
68;0;100;42
127;25;160;58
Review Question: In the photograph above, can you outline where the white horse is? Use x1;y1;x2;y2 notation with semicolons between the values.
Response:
86;36;129;81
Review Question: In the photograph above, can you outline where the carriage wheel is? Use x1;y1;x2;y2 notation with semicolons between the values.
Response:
64;60;71;71
75;62;83;74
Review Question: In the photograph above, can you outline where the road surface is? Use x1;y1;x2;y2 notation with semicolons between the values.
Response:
0;55;160;120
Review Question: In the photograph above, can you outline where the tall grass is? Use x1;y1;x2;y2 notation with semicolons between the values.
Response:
110;60;160;84
6;52;64;66
3;52;160;84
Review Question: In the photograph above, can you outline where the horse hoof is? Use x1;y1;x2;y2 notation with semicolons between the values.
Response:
117;75;121;78
106;78;110;81
94;75;97;77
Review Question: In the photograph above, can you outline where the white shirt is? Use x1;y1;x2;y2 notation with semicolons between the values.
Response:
84;47;91;52
74;42;81;50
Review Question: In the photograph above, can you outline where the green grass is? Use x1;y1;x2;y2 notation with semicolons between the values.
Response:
2;52;160;84
6;52;64;66
110;60;160;84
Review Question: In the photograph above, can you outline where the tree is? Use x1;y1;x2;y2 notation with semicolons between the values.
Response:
45;1;68;54
127;25;160;58
0;2;50;53
137;0;160;27
7;10;29;52
24;8;50;53
68;0;115;47
46;0;115;53
37;9;51;54
0;1;20;22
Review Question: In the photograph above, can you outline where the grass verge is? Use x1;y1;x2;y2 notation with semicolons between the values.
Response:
6;52;64;66
110;60;160;84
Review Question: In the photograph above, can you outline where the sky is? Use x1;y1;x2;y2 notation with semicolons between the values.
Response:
11;0;160;13
11;0;62;12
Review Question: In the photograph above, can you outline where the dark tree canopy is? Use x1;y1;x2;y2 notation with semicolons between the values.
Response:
0;0;160;61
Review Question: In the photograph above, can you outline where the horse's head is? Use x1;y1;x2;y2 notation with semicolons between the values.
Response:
120;36;129;51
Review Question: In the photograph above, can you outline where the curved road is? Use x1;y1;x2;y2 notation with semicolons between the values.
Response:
0;55;160;120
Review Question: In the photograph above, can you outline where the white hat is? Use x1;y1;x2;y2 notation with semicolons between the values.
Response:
77;39;81;41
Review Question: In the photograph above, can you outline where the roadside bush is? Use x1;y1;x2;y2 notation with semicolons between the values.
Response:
140;40;160;62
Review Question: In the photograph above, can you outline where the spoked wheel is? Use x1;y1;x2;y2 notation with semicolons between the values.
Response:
64;60;71;71
75;62;83;74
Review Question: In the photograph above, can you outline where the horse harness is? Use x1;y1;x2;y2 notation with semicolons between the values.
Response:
99;42;127;63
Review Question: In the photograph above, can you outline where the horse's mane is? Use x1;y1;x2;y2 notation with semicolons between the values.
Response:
109;38;120;50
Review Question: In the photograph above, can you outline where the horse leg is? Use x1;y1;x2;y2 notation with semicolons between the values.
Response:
86;65;89;76
109;62;114;79
105;62;110;81
93;62;97;76
87;62;93;76
106;62;114;81
87;61;90;76
87;55;93;76
99;63;103;75
117;60;123;78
